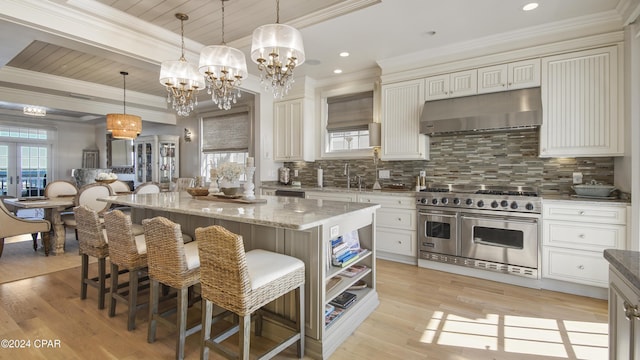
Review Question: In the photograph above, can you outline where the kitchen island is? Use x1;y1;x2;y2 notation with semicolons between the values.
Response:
101;192;380;359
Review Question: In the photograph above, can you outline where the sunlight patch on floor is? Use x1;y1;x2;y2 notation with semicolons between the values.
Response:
419;311;608;359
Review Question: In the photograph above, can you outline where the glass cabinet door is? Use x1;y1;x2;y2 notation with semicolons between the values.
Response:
144;142;153;183
135;142;144;184
158;141;175;189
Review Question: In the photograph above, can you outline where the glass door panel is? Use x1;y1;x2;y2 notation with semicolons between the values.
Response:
0;142;49;197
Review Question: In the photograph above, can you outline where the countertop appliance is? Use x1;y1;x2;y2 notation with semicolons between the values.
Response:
278;167;291;185
416;184;541;278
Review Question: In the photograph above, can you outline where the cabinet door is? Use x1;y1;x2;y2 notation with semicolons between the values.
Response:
424;74;449;101
449;69;477;97
274;100;304;161
609;269;640;359
478;64;508;94
508;59;540;90
540;46;622;157
381;80;429;160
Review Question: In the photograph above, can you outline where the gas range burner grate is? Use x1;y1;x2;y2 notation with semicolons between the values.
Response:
475;190;539;197
422;188;450;193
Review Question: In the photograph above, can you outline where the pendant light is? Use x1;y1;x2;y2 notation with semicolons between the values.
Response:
199;0;248;110
250;0;305;98
106;71;142;140
159;13;204;117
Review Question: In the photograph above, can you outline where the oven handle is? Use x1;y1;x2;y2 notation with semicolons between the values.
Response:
473;238;522;250
418;211;457;218
460;214;538;224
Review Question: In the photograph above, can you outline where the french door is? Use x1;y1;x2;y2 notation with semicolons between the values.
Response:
0;142;50;197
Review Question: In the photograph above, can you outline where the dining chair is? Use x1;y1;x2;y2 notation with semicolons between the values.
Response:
74;204;110;309
133;182;161;194
0;200;51;257
195;225;305;360
104;209;148;331
108;180;132;194
62;183;113;241
143;216;201;360
44;180;78;199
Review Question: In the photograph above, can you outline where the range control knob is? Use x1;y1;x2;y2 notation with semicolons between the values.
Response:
511;202;519;210
477;200;485;208
453;198;461;205
491;201;499;208
526;203;534;211
465;199;473;206
431;198;438;205
500;200;509;207
441;198;448;204
420;198;428;204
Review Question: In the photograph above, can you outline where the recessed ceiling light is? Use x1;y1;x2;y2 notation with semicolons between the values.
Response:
523;3;538;11
333;69;343;74
424;30;436;36
339;52;349;57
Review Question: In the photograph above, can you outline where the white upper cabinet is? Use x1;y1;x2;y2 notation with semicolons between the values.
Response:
424;69;477;101
273;98;314;162
539;45;623;157
477;59;540;94
381;79;429;160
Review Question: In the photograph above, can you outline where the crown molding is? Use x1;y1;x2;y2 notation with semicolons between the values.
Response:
379;10;624;81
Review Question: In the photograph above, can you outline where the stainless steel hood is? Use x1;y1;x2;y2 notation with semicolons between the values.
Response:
419;87;542;135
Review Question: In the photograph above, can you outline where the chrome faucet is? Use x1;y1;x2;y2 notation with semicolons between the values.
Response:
344;162;350;190
356;175;363;191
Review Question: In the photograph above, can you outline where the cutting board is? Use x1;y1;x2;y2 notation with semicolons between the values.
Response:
194;195;267;204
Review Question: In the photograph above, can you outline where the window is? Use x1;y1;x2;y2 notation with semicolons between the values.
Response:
200;109;252;182
326;91;373;153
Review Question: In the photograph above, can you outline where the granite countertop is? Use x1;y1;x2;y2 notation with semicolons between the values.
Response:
101;192;380;231
604;249;640;290
261;183;417;196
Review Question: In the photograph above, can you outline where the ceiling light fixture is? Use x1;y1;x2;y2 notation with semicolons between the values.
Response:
107;71;142;140
523;3;539;11
333;69;343;74
23;106;46;117
339;52;350;57
250;0;305;98
159;13;204;117
199;0;247;111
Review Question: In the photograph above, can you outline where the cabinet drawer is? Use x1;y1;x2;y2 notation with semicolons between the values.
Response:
543;247;609;287
357;194;415;209
377;208;416;230
543;201;626;224
543;221;625;251
377;228;416;257
305;192;357;202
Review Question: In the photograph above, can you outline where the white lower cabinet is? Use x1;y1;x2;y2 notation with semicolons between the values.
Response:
542;200;626;287
357;193;416;263
305;191;357;202
609;266;640;359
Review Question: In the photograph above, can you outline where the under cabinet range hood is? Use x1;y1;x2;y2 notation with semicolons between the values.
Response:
419;87;542;135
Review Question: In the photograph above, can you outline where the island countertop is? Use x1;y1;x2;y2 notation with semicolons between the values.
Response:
604;249;640;290
101;192;380;231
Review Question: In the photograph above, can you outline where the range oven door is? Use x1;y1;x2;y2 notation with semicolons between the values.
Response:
460;213;538;269
418;209;458;256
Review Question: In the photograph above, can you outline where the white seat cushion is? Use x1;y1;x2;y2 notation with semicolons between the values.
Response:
131;223;145;236
245;249;305;290
182;233;193;243
102;228;109;244
134;234;146;255
183;241;200;270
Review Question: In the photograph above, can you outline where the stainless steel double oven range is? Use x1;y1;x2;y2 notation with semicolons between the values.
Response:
416;184;541;278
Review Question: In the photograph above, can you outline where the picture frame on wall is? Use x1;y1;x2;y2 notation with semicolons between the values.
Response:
82;149;99;168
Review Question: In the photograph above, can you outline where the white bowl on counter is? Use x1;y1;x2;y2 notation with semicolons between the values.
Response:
572;180;616;197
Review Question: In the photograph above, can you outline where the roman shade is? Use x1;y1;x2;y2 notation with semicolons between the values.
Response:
202;111;250;152
326;91;373;132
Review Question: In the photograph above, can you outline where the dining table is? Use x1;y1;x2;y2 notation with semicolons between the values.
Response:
2;196;74;255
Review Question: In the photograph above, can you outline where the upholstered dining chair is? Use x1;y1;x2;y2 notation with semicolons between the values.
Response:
142;216;201;360
133;182;161;194
44;180;78;199
174;178;194;192
73;204;110;309
108;180;132;194
62;183;113;241
195;225;305;360
104;209;148;331
0;200;51;257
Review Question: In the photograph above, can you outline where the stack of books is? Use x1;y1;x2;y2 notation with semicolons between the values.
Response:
330;233;361;267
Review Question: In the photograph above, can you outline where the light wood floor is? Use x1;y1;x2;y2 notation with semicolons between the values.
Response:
0;259;608;359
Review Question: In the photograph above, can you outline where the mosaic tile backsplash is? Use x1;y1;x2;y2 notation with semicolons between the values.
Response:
284;129;614;195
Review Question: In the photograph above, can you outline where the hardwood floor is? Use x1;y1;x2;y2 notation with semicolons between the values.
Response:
0;259;607;359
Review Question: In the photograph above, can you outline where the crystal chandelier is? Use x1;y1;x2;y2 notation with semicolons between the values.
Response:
199;0;248;110
159;13;204;117
106;72;142;140
250;0;305;98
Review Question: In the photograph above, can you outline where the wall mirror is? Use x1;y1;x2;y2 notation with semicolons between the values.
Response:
106;134;133;168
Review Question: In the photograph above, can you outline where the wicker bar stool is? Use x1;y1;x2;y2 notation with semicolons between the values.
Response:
195;225;305;360
142;216;201;360
74;205;110;310
103;210;148;331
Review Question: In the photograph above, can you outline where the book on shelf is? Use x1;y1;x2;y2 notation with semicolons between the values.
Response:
341;264;368;278
332;251;359;267
325;303;335;317
325;307;345;327
330;291;357;309
342;230;361;251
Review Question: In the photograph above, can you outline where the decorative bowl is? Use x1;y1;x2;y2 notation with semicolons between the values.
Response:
186;187;210;197
572;180;616;197
95;179;116;184
220;187;241;196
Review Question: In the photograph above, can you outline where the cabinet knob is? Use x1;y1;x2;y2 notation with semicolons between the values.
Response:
578;234;585;239
624;301;640;320
577;265;584;270
397;217;402;221
578;210;585;215
397;240;402;244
